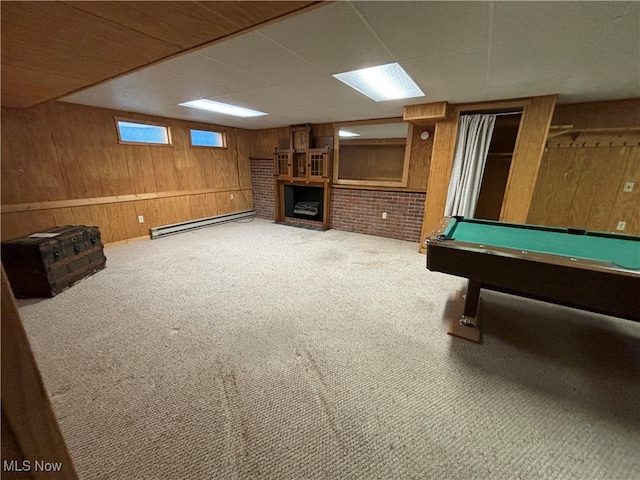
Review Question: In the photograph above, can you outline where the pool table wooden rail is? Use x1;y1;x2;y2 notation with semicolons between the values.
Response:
426;217;640;332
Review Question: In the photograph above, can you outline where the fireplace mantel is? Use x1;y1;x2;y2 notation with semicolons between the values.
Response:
273;125;332;230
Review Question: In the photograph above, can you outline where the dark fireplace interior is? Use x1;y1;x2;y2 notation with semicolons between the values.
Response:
284;185;323;222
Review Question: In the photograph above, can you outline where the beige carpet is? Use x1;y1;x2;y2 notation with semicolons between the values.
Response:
17;218;640;480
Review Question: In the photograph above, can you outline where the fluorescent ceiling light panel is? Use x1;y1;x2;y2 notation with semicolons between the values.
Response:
333;63;424;102
339;130;360;137
179;99;267;117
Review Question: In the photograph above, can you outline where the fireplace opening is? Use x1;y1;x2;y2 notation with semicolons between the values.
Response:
284;185;323;222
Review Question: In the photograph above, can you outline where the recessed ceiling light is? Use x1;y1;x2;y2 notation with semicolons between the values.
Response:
339;130;360;137
179;99;267;118
333;63;424;102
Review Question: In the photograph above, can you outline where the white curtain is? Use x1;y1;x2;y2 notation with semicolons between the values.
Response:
444;114;496;218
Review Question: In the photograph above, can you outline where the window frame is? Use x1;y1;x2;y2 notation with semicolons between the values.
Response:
114;117;173;147
188;128;227;149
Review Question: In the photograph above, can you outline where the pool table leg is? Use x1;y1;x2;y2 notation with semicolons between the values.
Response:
461;280;481;328
446;281;482;343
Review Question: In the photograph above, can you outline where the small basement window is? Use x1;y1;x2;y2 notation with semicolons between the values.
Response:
190;129;226;148
115;119;171;145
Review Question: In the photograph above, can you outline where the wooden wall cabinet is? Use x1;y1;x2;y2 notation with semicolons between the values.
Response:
273;147;330;181
275;150;292;177
274;124;330;181
308;148;330;179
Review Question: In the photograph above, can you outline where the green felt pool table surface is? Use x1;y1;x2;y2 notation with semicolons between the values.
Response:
443;218;640;271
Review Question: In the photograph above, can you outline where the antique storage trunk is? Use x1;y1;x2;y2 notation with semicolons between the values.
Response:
1;225;106;298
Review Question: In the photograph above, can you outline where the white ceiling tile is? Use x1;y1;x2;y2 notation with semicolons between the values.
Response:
64;69;233;112
489;15;640;99
485;77;570;103
152;53;269;93
234;76;354;111
557;78;640;104
61;1;640;130
401;45;490;104
492;1;639;42
486;68;640;104
354;1;490;60
259;2;394;74
157;104;288;129
212;75;405;124
197;31;325;84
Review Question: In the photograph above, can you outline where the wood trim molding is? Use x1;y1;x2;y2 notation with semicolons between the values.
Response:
104;235;151;248
1;186;253;214
419;107;461;253
113;116;173;147
332;125;340;184
403;102;448;125
333;179;409;188
453;98;533;113
339;138;406;146
333;117;404;128
332;118;411;189
331;184;426;194
1;265;79;478
500;94;558;223
401;123;414;186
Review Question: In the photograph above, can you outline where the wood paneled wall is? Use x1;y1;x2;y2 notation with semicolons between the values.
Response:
418;107;460;249
552;98;640;129
527;144;639;235
1;102;253;244
406;125;433;191
499;95;557;222
338;144;406;181
244;126;289;159
528;98;640;235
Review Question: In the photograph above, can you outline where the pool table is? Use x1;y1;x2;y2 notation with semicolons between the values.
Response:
426;217;640;338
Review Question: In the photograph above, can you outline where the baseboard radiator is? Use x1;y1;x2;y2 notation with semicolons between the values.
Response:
150;210;255;239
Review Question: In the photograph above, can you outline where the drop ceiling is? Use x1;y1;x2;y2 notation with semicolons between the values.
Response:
20;2;640;129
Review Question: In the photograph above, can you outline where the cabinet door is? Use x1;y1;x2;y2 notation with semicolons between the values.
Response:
274;150;292;177
308;148;329;180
